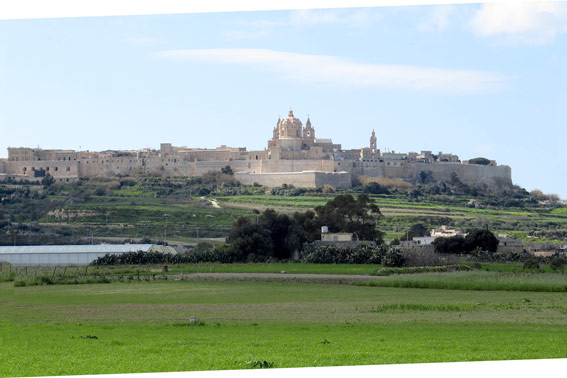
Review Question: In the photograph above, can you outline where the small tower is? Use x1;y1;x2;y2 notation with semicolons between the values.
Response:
302;116;315;140
370;129;377;151
273;118;280;140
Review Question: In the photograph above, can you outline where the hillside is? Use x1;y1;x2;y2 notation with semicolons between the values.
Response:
0;175;565;247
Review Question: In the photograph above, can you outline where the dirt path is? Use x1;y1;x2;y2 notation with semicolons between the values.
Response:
184;272;382;281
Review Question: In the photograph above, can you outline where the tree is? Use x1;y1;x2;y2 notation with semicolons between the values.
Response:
258;209;293;260
449;172;463;186
464;229;499;253
226;217;273;261
293;210;320;243
468;157;491;165
362;182;390;195
433;229;499;254
433;235;466;254
41;173;55;188
221;165;234;175
314;194;383;243
407;223;428;240
550;255;567;271
419;170;434;184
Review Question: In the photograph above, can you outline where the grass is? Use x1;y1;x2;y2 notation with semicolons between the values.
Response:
359;271;567;292
2;279;567;376
8;263;384;287
3;321;567;376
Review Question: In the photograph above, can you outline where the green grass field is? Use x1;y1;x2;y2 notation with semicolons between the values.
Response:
2;278;567;376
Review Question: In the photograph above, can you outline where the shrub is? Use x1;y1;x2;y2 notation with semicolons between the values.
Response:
468;157;491;165
302;244;390;264
382;247;406;267
523;257;540;270
550;255;567;271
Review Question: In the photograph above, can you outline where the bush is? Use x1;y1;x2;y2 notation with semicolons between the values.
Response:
382;247;406;267
523;257;540;270
362;182;390;195
468;157;491;165
550;255;567;271
302;244;392;265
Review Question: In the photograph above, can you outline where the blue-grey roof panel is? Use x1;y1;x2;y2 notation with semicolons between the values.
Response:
0;244;154;254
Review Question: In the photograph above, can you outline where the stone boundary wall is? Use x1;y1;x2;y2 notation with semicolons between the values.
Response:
3;160;79;181
334;160;512;186
405;162;512;185
1;155;512;188
235;171;351;189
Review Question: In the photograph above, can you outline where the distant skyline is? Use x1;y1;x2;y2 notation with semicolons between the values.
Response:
1;3;566;197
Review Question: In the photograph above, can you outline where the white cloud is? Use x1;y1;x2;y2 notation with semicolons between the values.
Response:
121;37;167;47
225;9;381;40
155;48;509;93
469;2;567;45
418;5;456;33
289;8;381;28
222;29;272;40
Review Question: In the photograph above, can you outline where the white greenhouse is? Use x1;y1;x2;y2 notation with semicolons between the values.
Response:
0;244;176;267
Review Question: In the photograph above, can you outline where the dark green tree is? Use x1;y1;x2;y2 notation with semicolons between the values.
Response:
419;170;434;184
468;157;491;165
432;235;466;254
314;194;383;242
362;182;390;195
464;229;499;253
226;217;273;261
41;173;55;188
258;209;294;260
407;223;429;240
292;210;320;243
221;165;234;175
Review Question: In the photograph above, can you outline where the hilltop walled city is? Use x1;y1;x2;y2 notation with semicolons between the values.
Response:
0;109;512;188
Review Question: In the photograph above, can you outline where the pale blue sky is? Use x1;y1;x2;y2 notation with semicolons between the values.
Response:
1;3;566;197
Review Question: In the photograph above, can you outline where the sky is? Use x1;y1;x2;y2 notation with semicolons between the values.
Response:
0;2;566;197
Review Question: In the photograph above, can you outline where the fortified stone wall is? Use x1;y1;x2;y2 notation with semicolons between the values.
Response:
235;171;351;189
330;160;511;186
4;160;79;181
1;155;512;187
404;162;512;185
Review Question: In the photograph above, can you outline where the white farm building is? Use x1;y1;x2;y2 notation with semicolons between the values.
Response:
0;244;176;267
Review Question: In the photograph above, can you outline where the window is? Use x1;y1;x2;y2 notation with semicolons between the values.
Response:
55;167;58;171
66;167;70;171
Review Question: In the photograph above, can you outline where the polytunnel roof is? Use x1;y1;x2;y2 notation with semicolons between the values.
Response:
0;244;155;254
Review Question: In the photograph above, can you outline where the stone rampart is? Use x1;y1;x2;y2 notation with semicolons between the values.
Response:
405;162;512;185
4;160;79;181
332;160;511;186
235;171;351;189
1;153;512;188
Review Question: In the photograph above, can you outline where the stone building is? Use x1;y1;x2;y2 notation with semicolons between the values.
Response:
0;108;513;188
